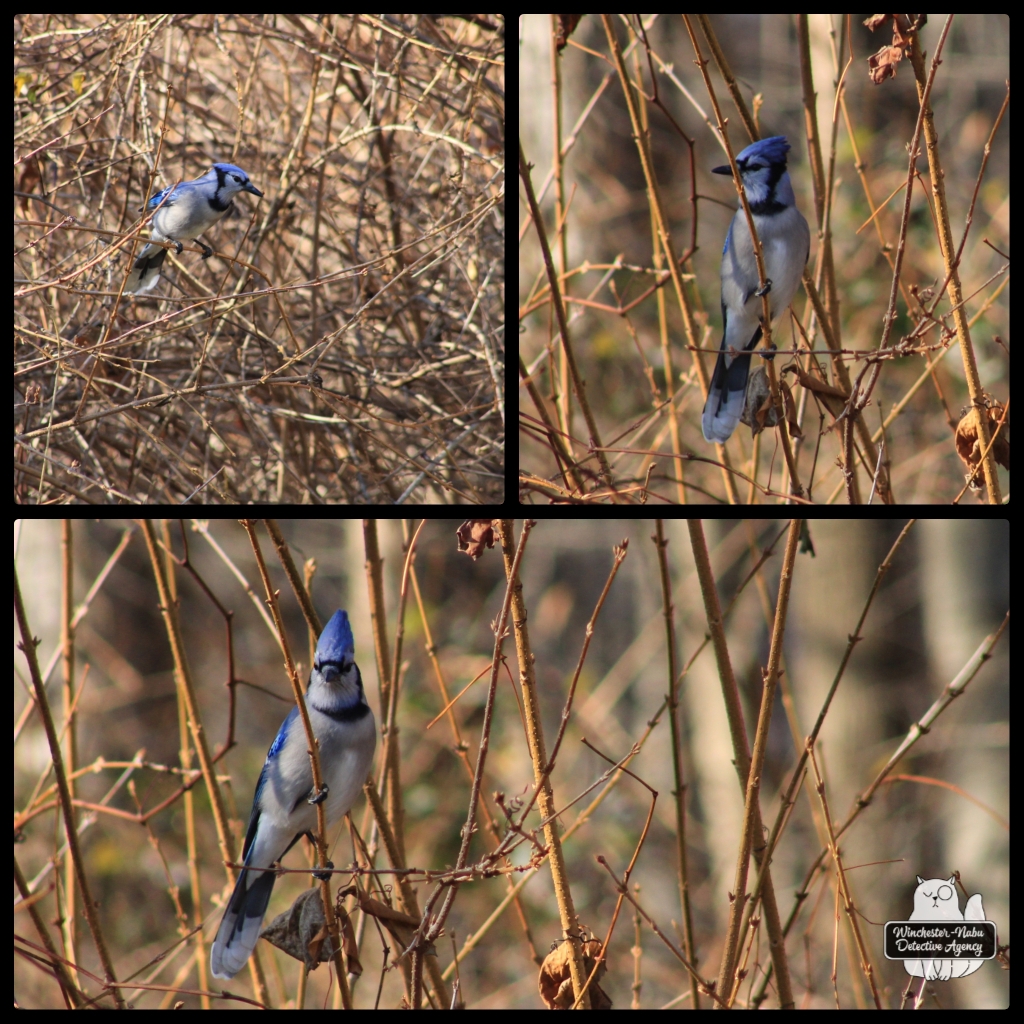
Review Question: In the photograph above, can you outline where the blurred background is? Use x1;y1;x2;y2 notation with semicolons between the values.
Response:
15;520;1008;1007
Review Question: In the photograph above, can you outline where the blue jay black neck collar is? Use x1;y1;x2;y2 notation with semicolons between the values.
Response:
308;663;371;723
314;696;372;724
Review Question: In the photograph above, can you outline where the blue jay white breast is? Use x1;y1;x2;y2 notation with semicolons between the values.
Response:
701;136;810;444
209;610;375;981
124;163;264;295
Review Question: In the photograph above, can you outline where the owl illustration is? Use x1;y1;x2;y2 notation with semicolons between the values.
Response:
904;875;985;980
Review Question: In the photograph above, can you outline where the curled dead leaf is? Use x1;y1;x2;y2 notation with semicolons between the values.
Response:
538;937;611;1009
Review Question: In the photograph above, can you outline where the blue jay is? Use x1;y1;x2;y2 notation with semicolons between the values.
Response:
702;136;810;443
124;163;263;295
210;610;376;981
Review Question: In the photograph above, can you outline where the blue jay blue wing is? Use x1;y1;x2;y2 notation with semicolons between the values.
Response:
142;184;175;212
210;610;375;981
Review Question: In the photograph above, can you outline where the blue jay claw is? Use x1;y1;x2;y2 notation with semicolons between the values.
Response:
755;277;773;297
309;782;330;805
312;859;334;882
